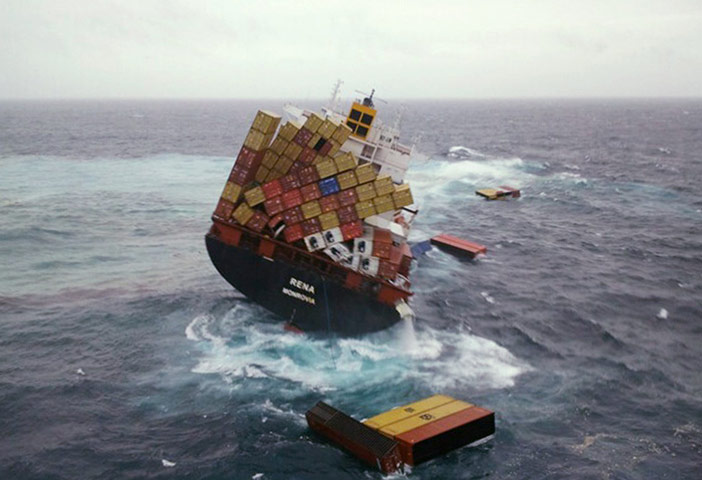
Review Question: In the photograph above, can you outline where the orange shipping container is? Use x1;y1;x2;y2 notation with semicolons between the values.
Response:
394;406;495;466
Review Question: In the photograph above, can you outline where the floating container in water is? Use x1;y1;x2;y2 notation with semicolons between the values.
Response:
306;402;403;474
393;405;495;466
307;395;495;470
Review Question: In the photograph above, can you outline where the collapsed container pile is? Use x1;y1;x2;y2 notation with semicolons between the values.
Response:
212;109;415;284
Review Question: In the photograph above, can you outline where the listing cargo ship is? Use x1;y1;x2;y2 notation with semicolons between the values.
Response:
206;88;418;335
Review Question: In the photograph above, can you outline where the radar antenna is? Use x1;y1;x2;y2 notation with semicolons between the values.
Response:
355;89;387;108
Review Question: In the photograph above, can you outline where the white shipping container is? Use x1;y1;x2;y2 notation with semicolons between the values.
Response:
322;227;343;246
304;233;326;251
358;256;380;276
353;236;373;256
324;243;352;264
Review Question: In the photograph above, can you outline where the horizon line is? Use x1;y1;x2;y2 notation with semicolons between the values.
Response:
1;95;701;102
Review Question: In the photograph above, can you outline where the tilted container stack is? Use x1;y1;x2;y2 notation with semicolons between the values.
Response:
212;109;416;285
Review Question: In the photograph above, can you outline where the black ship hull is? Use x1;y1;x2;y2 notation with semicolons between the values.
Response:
205;234;403;336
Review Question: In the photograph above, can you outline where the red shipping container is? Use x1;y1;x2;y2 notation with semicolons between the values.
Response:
264;196;284;216
340;221;363;241
338;188;358;207
289;161;305;174
284;223;304;243
378;259;399;279
298;165;320;185
319;194;340;213
282;188;303;209
236;146;262;169
293;127;314;146
214;198;234;219
373;241;392;259
262;179;283;199
400;242;413;275
299;146;317;165
394;406;495;466
229;163;255;186
301;183;322;202
280;173;301;192
301;217;322;236
374;229;393;245
246;210;269;233
337;204;358;224
283;206;304;225
318;140;332;156
268;213;284;229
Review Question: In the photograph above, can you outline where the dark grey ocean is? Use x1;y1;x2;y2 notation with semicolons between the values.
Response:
1;99;701;479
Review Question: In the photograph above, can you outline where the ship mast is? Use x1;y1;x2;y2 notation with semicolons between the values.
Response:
327;79;343;114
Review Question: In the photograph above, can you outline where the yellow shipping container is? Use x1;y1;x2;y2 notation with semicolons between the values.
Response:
278;121;302;142
355;163;377;184
318;211;340;230
243;128;270;151
221;181;242;203
269;137;288;156
378;400;473;437
304;112;324;133
232;202;254;225
364;395;456;430
255;165;270;184
307;133;322;149
373;194;395;214
355;182;377;202
262;150;279;169
334;151;358;172
252;110;281;135
374;175;395;196
355;200;376;219
392;184;414;208
274;156;294;174
284;141;303;160
266;169;282;182
301;200;322;219
317;118;337;139
331;122;353;145
313;155;327;165
327;139;341;156
336;170;358;190
315;158;338;179
244;185;266;206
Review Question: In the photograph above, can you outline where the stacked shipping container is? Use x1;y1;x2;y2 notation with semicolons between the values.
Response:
212;110;416;283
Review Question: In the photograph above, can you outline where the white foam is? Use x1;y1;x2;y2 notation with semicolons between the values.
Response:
657;308;668;320
185;306;529;393
480;291;495;304
161;459;176;468
447;146;486;159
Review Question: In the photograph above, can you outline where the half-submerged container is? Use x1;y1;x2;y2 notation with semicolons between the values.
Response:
306;401;403;474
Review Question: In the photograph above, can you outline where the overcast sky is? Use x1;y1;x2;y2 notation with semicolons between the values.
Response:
1;0;701;99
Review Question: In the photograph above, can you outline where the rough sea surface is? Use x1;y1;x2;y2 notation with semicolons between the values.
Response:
1;99;701;479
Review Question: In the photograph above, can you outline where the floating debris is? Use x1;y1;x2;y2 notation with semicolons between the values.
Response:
476;185;521;200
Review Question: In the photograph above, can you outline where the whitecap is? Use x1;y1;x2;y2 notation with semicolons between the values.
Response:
657;308;668;320
480;291;495;304
161;459;176;468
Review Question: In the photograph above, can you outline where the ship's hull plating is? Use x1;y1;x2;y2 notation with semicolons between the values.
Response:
205;235;402;335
